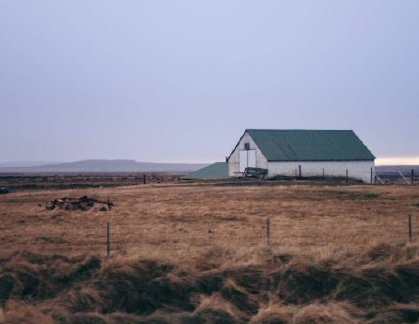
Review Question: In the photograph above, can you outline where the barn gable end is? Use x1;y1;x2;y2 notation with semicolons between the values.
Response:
228;131;268;177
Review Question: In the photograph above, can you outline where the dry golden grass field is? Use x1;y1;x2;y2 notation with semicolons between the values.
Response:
1;182;419;324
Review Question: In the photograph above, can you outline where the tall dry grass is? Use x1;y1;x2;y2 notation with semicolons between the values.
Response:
1;243;419;323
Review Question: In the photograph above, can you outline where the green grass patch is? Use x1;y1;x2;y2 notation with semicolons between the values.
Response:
346;192;380;200
363;193;380;200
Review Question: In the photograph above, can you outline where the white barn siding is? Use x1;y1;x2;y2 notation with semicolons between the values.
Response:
228;133;268;177
267;161;375;183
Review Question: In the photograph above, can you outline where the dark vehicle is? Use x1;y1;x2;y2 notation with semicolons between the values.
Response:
0;187;10;195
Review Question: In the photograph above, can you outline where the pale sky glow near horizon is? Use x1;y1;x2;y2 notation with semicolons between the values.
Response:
1;1;418;165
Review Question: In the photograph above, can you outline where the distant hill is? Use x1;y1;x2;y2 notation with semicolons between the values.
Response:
0;159;209;173
0;161;58;167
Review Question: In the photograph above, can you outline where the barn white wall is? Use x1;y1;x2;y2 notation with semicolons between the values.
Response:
267;161;375;183
228;132;268;176
228;132;375;183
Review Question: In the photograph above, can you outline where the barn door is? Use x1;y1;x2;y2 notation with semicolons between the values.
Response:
239;150;256;172
248;150;256;168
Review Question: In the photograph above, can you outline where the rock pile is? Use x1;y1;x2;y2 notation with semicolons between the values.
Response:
46;196;114;211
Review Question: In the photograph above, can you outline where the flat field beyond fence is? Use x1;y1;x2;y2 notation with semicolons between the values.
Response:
1;183;419;259
2;183;419;324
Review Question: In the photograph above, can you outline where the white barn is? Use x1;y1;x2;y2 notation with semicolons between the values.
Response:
227;129;375;183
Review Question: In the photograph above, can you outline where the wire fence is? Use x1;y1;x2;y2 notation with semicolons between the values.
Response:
5;212;419;257
375;170;418;185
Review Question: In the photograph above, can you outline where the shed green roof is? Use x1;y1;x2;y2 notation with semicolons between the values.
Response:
244;129;375;161
182;162;229;180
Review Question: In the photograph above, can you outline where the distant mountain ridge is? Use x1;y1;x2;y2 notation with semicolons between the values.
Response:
0;159;209;173
0;161;59;167
375;165;419;173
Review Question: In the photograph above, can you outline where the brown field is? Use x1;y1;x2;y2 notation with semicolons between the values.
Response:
1;181;419;324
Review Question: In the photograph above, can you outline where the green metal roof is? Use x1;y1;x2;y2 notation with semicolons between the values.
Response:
182;162;229;180
244;129;375;161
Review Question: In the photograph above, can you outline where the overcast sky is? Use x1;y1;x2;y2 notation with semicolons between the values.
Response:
1;1;418;164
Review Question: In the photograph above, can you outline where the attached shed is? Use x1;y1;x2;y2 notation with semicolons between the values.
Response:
182;162;228;180
227;129;375;183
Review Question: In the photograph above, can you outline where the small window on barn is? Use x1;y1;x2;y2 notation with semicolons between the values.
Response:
244;143;250;150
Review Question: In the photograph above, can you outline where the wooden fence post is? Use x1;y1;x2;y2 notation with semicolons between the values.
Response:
107;222;110;256
346;169;349;184
409;215;412;243
371;167;373;184
298;165;302;179
266;218;270;247
143;174;146;184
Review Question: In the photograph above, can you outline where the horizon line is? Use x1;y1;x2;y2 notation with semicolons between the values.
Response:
1;157;419;166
